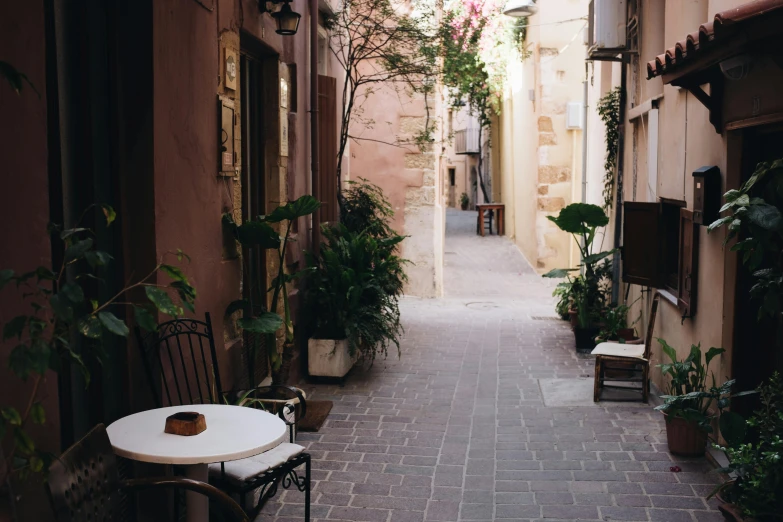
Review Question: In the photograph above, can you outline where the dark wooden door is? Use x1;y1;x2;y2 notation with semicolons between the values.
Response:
318;75;338;224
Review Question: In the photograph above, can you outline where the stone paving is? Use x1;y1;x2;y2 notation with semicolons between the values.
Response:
259;209;722;522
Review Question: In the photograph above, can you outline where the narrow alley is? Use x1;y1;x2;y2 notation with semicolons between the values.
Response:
265;210;722;522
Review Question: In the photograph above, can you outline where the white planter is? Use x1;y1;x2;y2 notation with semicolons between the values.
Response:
308;338;355;378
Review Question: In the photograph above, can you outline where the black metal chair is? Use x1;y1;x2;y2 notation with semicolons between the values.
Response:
47;424;248;522
135;313;311;520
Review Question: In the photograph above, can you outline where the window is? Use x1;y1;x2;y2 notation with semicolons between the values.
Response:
317;28;328;76
449;168;456;187
447;110;453;136
622;198;699;317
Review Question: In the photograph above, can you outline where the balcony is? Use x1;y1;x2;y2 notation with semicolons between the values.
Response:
454;128;480;155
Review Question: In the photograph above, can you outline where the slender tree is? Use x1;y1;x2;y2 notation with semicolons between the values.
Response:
326;0;439;193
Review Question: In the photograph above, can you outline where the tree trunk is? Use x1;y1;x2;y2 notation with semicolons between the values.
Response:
477;125;490;203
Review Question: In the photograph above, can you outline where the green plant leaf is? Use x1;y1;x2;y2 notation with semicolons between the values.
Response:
1;407;22;426
30;403;45;425
98;311;129;337
547;203;609;233
235;220;280;249
60;282;85;304
133;305;158;332
145;286;182;317
264;195;322;223
64;238;94;263
84;250;112;268
49;294;74;321
657;338;677;364
0;269;15;289
704;346;725;367
77;315;103;339
9;345;32;379
719;411;746;448
238;313;283;334
100;204;116;226
3;316;27;340
0;61;38;95
746;203;782;230
583;249;616;266
160;264;187;282
542;268;577;278
14;428;35;455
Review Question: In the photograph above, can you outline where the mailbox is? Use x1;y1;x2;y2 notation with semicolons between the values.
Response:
692;166;721;225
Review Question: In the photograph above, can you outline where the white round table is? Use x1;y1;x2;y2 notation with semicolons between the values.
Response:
107;404;287;522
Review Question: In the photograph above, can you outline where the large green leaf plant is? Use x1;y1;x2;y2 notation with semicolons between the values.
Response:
543;203;615;328
223;195;321;383
0;205;195;483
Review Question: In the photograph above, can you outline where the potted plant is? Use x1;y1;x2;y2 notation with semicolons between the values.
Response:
543;203;614;351
654;340;753;457
709;373;782;522
596;302;640;343
460;192;469;210
223;195;321;385
552;280;573;321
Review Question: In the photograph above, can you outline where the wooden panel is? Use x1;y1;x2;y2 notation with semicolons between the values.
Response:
318;75;338;224
678;208;699;318
622;202;662;287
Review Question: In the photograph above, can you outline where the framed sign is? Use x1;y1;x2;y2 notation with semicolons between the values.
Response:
224;48;237;91
280;108;289;157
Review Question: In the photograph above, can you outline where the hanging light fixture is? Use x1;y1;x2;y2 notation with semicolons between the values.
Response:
272;1;301;35
259;0;301;36
502;0;538;17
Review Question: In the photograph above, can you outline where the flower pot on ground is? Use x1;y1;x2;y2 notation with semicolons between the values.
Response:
655;340;753;457
664;414;708;457
459;192;469;210
308;338;357;378
574;326;600;352
568;309;578;329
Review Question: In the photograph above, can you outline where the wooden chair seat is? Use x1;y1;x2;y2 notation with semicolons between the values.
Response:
592;294;660;403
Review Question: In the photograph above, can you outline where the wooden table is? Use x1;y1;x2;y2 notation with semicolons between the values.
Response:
476;203;505;236
107;404;287;522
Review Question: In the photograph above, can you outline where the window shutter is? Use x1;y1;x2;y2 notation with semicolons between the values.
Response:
678;208;699;317
622;202;662;286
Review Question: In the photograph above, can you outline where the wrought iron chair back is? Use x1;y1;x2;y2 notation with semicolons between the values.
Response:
47;424;248;522
135;312;223;408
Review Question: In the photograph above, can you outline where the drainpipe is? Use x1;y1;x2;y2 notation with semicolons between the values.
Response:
581;63;588;206
310;0;320;254
610;58;628;306
578;62;589;263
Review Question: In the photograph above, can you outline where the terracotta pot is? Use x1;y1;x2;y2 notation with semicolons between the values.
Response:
568;309;578;329
664;414;708;456
718;503;754;522
461;201;469;210
574;326;600;352
618;328;637;341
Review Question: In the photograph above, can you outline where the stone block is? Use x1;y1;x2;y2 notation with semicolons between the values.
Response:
399;116;428;135
538;116;553;132
537;196;565;212
405;153;435;170
539;132;557;146
538;165;571;183
538;185;549;195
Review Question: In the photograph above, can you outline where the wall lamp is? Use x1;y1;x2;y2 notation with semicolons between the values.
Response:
259;0;301;36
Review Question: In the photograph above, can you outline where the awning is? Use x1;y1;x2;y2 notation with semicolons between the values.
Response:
647;0;783;84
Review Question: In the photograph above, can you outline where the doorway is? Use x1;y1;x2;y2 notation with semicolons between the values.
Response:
732;124;783;413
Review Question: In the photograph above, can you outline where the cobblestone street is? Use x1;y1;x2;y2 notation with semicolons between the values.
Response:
262;209;721;522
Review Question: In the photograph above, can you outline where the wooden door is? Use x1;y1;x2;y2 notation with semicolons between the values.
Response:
318;75;338;224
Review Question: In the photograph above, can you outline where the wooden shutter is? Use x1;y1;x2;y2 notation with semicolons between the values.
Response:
318;75;338;224
622;202;662;286
678;208;699;317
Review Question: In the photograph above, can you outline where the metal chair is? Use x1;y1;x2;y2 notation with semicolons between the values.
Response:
592;294;660;403
135;313;311;520
47;424;247;522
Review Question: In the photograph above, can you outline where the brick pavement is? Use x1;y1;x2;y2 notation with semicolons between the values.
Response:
259;209;721;522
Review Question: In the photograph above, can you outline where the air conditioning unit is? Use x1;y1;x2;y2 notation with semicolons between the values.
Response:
566;102;584;130
587;0;627;61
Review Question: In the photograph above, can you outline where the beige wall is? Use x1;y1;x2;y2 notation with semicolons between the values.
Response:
621;0;757;392
348;80;445;297
496;0;591;272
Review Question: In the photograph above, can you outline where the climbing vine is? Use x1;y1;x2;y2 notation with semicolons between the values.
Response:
597;86;622;211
